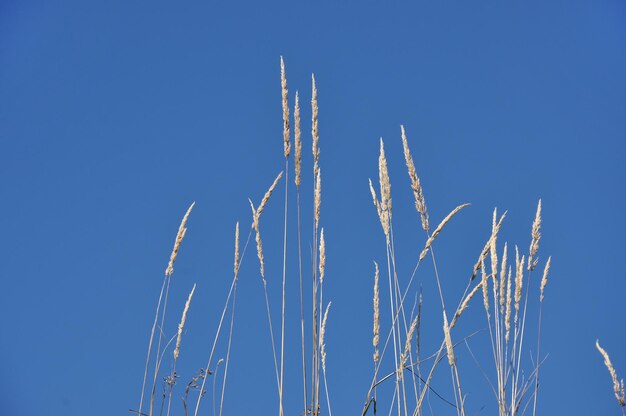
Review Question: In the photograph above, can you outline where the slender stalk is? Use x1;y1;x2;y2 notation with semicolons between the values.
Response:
219;275;238;416
194;230;252;416
138;276;168;416
150;274;172;415
296;189;308;413
279;159;289;416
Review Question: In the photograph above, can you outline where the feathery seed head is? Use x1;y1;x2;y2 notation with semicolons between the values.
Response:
312;74;319;174
514;247;525;322
481;260;490;319
471;211;507;280
255;171;283;222
596;340;626;407
401;314;419;370
166;202;195;277
373;262;380;363
490;209;499;286
443;312;455;366
319;228;326;284
378;138;392;218
500;243;508;311
528;199;542;271
234;222;240;275
320;302;331;372
173;283;196;360
505;266;512;343
540;256;551;301
255;228;265;278
454;277;486;329
369;178;386;235
280;56;290;158
401;125;429;232
294;91;302;186
419;203;470;261
315;168;322;227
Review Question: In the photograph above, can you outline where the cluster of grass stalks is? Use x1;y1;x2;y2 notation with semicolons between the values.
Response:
132;58;624;416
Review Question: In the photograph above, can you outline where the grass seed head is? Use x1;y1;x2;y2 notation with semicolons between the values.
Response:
372;262;380;363
294;91;301;186
401;125;429;232
174;283;196;360
540;256;551;301
528;199;542;271
596;340;626;407
280;56;290;158
443;312;455;366
166;202;195;277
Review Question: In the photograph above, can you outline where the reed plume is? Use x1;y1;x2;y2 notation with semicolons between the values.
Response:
596;340;626;407
312;74;319;176
280;56;290;158
400;314;419;370
320;302;331;372
471;212;507;280
419;203;470;261
315;168;322;227
514;247;524;322
294;91;302;187
400;125;429;232
443;312;455;366
166;202;195;277
319;228;326;284
174;284;197;360
505;267;512;343
528;199;541;271
500;243;508;313
378;138;392;232
539;256;551;301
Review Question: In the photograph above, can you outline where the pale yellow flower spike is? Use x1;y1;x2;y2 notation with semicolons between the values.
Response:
165;202;195;277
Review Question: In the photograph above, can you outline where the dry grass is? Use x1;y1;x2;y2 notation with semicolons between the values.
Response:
133;58;619;416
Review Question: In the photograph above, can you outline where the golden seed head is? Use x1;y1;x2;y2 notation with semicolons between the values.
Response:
373;262;380;362
401;125;429;232
500;242;508;312
420;204;470;262
280;56;290;158
320;302;331;372
540;256;551;301
369;178;387;237
312;74;319;174
471;211;507;280
255;171;283;224
165;202;195;277
319;228;326;284
454;277;487;329
514;247;525;322
173;283;196;360
294;91;302;187
255;227;265;278
400;314;419;370
490;209;499;283
528;199;542;271
481;260;490;319
505;266;512;343
443;312;455;366
596;340;626;407
314;168;322;227
378;138;392;221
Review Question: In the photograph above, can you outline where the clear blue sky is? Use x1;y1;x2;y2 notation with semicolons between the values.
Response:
1;1;625;415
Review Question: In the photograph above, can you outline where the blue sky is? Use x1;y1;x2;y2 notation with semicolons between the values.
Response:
1;1;625;415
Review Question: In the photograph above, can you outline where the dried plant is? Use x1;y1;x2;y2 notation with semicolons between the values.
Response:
130;60;626;416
